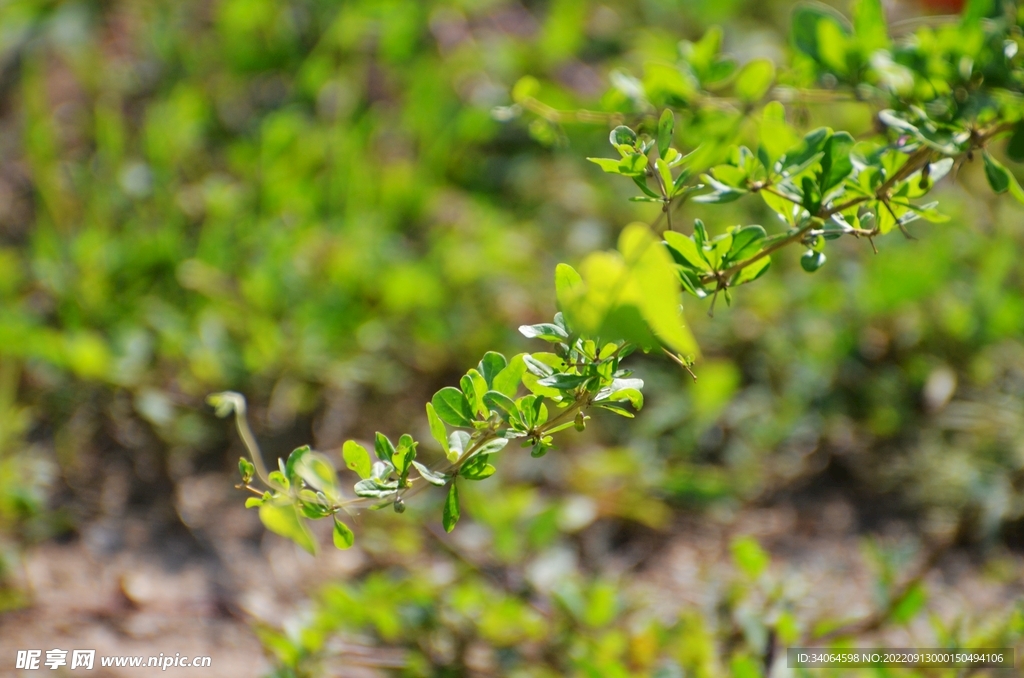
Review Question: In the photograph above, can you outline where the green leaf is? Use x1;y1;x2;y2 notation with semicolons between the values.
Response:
332;518;355;550
461;454;496;480
478;351;507;388
284;445;310;484
603;388;644;409
298;491;331;518
555;263;585;314
657;109;674;158
492;354;527;398
820;131;855;192
244;497;263;509
693;174;746;203
374;432;396;463
519;322;569;343
523;353;557;378
476;437;509;455
425;403;449;456
559;224;698;357
962;0;995;24
984;151;1012;193
732;256;771;285
343;440;373;479
447;430;471;463
800;249;826;272
537;373;590;390
782;127;830;175
268;470;289;490
431;387;475;427
725;225;766;264
853;0;888;52
392;434;416;476
791;3;852;67
1005;121;1024;164
760;101;800;165
731;536;769;578
442;480;460;533
587;157;623;174
238;457;255;483
734;58;775;103
354;476;398;498
609;125;637;147
260;501;316;555
594;402;635;418
412;460;447;486
664;231;711;271
460;369;489;418
483;390;522;425
295;452;338;496
617;224;700;355
616;154;648;177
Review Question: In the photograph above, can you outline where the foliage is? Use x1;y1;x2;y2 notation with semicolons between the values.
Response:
222;0;1024;552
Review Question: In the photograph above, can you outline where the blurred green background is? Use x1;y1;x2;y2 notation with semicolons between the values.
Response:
0;0;1022;676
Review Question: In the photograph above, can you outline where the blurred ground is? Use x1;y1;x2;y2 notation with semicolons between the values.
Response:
3;480;1021;677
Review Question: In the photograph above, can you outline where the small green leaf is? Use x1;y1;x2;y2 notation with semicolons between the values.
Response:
238;457;255;483
478;352;508;388
442;480;460;533
431;387;475;427
820;131;855;192
332;518;355;550
1007;121;1024;163
425;403;449;455
734;58;775;103
392;434;416;476
461;454;496;480
492;354;527;398
732;256;771;285
374;432;396;463
657;109;675;158
519;323;569;343
295;452;338;496
588;157;623;174
664;231;711;271
259;501;317;555
984;151;1012;193
460;369;489;418
476;437;509;455
725;225;766;264
412;460;447;486
853;0;888;51
537;373;590;390
483;390;522;425
343;440;372;479
448;430;471;463
284;445;310;484
244;497;263;509
594;402;635;418
605;388;644;409
609;125;637;147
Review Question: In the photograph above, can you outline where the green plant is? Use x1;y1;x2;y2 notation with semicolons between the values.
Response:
217;0;1024;553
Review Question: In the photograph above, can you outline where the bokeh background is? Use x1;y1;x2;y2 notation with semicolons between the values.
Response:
0;0;1022;676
